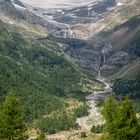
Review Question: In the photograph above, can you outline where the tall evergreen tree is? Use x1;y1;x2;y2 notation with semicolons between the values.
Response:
102;97;140;140
0;92;27;140
102;97;119;136
115;98;140;140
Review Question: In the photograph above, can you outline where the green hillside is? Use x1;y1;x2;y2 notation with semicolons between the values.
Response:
0;20;101;122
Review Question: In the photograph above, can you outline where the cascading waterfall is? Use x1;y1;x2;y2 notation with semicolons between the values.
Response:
62;24;74;38
64;32;67;38
88;7;92;17
98;68;101;77
116;0;118;5
67;24;74;38
98;48;107;77
103;48;107;63
103;54;105;63
98;57;102;77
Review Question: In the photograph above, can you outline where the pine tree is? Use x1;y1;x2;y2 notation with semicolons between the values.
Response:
102;97;119;137
0;93;27;140
102;97;140;140
115;98;140;140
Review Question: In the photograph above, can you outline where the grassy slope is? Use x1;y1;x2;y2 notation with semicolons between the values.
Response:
108;59;140;80
81;135;102;140
0;20;101;124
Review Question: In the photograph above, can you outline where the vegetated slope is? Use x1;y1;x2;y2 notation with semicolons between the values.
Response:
96;15;140;79
0;20;101;124
112;75;140;113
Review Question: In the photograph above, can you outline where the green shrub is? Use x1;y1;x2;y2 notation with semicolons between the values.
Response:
91;125;104;133
74;104;88;118
80;132;87;138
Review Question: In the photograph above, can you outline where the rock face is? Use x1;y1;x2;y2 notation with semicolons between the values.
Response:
104;0;117;6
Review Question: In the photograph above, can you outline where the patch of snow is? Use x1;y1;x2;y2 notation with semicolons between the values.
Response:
12;2;26;10
9;21;14;24
88;7;92;11
56;9;63;12
88;3;93;7
46;15;54;20
117;2;123;6
75;9;80;12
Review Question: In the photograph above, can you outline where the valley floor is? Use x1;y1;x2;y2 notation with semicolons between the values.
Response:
47;131;103;140
46;76;111;140
77;76;111;130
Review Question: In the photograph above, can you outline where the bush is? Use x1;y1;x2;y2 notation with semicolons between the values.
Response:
91;125;104;133
74;105;88;118
37;132;45;140
37;113;78;134
80;132;87;138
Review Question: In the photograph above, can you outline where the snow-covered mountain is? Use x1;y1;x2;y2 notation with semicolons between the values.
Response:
10;0;119;39
19;0;101;9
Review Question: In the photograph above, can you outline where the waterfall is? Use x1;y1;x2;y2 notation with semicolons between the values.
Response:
116;0;123;6
64;32;67;38
103;49;106;63
88;7;92;17
97;47;107;77
98;68;101;77
116;0;118;5
67;25;74;38
98;57;102;77
103;53;106;63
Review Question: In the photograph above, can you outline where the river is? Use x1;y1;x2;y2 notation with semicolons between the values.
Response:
76;75;112;131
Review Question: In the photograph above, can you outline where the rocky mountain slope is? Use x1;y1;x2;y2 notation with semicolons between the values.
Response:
88;0;140;79
1;0;138;79
47;0;140;79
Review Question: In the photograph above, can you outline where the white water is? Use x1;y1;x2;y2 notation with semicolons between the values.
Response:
67;25;74;38
77;44;114;130
103;54;106;63
77;75;111;130
116;0;123;6
88;7;92;17
98;68;101;77
102;48;107;63
62;24;74;38
11;0;26;10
